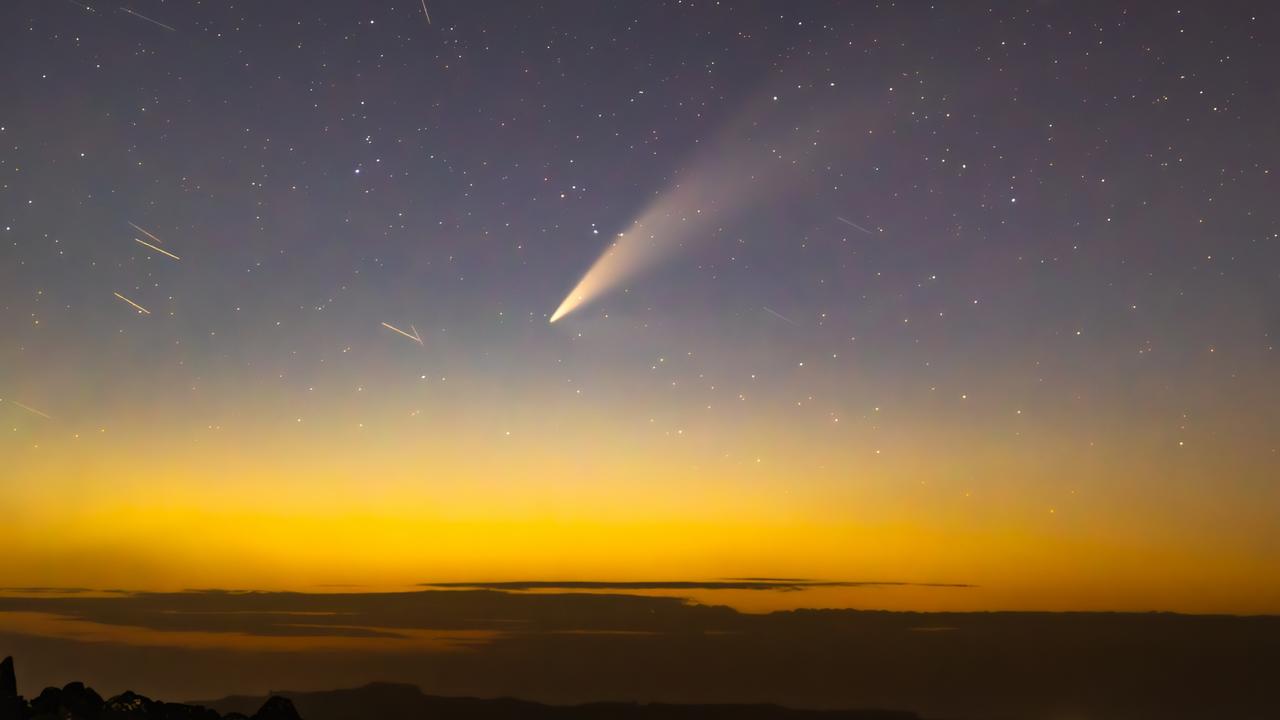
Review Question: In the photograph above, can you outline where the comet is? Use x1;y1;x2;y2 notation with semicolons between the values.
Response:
381;322;423;345
113;292;151;315
548;93;874;324
549;224;664;324
549;161;766;324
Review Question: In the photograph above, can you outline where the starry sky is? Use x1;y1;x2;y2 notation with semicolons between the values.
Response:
1;1;1278;614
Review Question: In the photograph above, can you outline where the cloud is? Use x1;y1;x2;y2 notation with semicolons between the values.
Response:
0;587;98;594
420;580;975;592
0;581;972;647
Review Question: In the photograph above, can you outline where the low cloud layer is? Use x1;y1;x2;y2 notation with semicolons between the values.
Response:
1;587;1276;719
420;580;976;592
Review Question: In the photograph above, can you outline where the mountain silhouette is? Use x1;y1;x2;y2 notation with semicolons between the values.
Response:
1;657;922;720
203;682;924;720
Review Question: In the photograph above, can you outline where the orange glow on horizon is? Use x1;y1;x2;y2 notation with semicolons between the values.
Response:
4;396;1278;615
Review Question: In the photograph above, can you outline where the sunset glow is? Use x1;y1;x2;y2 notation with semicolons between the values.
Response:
2;3;1278;716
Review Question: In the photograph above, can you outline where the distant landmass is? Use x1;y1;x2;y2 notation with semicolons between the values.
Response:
4;589;1280;718
203;682;924;720
2;657;921;720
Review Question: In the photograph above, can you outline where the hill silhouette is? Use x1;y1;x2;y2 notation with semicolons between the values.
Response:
204;682;923;720
2;658;921;720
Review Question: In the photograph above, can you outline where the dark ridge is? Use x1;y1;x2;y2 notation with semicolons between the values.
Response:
1;657;926;720
202;682;925;720
0;657;297;720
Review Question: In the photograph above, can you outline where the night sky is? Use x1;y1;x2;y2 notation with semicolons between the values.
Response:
2;1;1278;613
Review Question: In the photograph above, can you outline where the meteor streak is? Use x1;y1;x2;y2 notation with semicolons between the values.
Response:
381;322;423;345
1;398;52;420
763;306;800;326
133;237;180;260
114;292;152;315
836;216;874;235
119;6;176;31
420;0;432;24
128;222;166;246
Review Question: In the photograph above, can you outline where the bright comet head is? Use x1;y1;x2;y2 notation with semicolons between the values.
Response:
549;228;665;324
549;294;581;324
548;93;868;324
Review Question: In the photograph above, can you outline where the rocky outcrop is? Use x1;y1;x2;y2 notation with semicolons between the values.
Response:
1;657;21;720
248;697;299;720
0;659;296;720
1;658;16;699
29;682;103;719
100;689;222;720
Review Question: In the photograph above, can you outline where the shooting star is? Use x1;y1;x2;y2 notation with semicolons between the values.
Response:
1;398;52;420
128;222;166;246
114;292;152;315
763;306;800;326
66;0;96;12
836;216;874;235
420;0;432;24
381;322;423;345
133;237;180;261
118;6;176;32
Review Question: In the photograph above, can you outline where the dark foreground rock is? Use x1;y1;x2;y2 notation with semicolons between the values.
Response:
0;657;295;720
246;697;301;720
1;657;22;720
1;658;16;699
